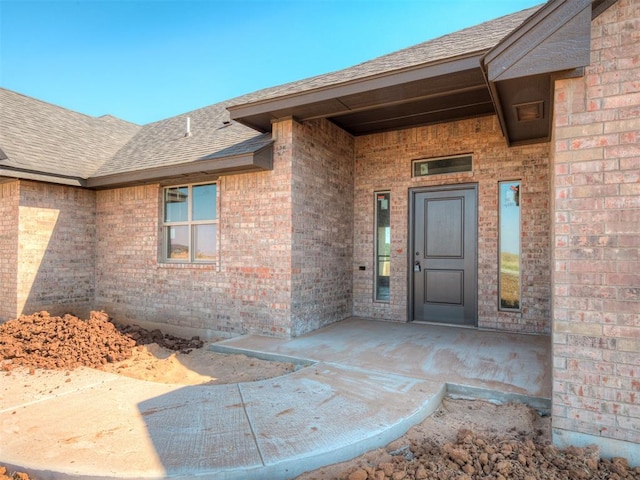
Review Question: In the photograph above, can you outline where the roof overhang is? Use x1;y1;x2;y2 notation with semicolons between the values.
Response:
0;168;86;187
86;142;273;189
481;0;593;145
229;54;495;137
230;0;599;146
0;143;273;189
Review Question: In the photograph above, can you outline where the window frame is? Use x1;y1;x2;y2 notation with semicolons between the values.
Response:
412;154;473;178
162;182;218;264
374;191;391;303
498;180;521;311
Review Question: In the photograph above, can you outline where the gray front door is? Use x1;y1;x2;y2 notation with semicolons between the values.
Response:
411;185;477;326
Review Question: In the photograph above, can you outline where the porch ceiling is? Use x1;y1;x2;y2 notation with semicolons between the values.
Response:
229;55;497;137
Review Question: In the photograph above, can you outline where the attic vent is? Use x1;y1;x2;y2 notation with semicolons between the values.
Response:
218;120;232;130
514;101;543;122
185;117;192;137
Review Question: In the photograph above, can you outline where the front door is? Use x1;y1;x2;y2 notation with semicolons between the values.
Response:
411;185;477;326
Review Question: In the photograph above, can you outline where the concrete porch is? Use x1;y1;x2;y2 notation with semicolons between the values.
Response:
1;317;551;480
216;317;552;406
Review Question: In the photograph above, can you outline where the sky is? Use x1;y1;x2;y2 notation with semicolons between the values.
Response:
0;0;541;125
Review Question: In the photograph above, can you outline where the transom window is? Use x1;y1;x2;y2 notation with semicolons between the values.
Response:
412;155;472;177
163;183;217;262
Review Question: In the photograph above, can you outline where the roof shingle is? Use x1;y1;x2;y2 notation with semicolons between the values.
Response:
0;4;542;183
0;88;140;179
228;5;541;108
95;100;270;177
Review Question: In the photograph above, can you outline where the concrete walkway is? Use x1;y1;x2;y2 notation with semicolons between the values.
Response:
0;318;551;480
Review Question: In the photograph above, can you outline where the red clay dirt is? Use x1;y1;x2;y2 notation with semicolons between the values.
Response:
327;430;639;480
297;397;640;480
0;311;203;373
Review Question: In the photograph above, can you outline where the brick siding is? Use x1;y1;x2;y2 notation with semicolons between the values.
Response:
94;118;354;338
218;119;294;336
94;121;296;338
13;180;95;319
290;118;355;336
354;116;552;333
551;0;640;453
0;181;19;321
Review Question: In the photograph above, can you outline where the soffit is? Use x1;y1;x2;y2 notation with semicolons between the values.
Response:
229;6;543;137
231;56;495;136
482;0;593;145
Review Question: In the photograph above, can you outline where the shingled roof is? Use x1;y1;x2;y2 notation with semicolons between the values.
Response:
0;88;140;183
0;88;272;187
231;4;542;109
92;100;271;180
228;1;597;145
1;3;553;186
99;5;542;181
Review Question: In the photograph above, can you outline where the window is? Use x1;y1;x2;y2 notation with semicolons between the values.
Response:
163;183;217;262
375;192;391;302
499;181;521;310
412;155;472;177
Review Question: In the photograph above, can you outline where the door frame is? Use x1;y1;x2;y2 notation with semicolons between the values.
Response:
408;183;479;326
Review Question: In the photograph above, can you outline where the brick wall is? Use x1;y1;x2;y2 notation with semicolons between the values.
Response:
219;119;294;336
0;181;19;322
354;116;551;333
551;0;640;461
95;122;295;338
16;180;96;318
290;118;354;336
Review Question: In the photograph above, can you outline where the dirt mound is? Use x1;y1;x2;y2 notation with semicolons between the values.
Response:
0;311;203;372
115;322;204;352
339;429;639;480
299;399;639;480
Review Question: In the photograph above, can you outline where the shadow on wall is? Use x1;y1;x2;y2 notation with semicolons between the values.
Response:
17;190;95;320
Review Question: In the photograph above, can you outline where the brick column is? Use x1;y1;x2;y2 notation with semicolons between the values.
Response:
551;0;639;463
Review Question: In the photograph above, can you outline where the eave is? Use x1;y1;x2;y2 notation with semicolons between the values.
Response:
229;54;496;136
0;168;86;187
0;143;273;189
86;143;273;189
229;0;598;146
481;0;593;145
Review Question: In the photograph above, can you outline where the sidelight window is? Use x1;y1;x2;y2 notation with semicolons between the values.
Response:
499;181;521;310
163;183;218;263
375;191;391;302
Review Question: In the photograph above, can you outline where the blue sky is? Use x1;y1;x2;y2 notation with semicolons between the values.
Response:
0;0;540;125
